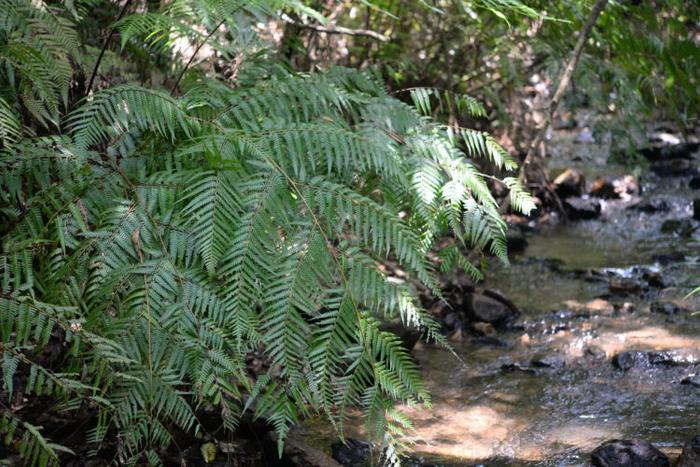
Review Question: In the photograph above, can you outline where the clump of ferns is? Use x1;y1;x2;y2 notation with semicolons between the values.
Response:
0;4;535;466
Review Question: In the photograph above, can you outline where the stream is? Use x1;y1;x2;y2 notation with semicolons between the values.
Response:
296;125;700;466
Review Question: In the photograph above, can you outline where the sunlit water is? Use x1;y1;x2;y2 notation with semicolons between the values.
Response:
298;130;700;465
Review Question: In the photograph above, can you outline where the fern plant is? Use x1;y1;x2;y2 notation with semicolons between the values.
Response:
0;0;81;130
0;1;534;465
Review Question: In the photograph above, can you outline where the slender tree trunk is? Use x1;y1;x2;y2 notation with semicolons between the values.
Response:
516;0;608;215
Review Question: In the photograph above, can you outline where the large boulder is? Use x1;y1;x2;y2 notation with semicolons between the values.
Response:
591;439;670;467
564;196;601;220
465;293;519;327
677;436;700;467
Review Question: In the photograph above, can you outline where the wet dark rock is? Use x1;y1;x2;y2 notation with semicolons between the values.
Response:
437;276;475;313
564;196;601;220
693;199;700;221
677;436;700;467
652;251;685;265
609;279;642;295
650;158;696;177
465;293;519;327
591;439;670;467
612;350;698;371
633;199;670;213
553;169;586;198
690;176;700;190
641;271;664;288
660;219;694;237
331;439;370;466
681;374;700;387
500;363;536;374
590;177;618;199
612;351;650;371
650;301;687;315
531;353;566;368
639;141;699;161
506;227;528;254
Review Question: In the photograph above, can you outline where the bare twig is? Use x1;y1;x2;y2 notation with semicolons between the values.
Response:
85;0;132;97
279;13;389;42
170;18;226;94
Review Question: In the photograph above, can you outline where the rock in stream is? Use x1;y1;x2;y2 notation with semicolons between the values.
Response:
591;439;670;467
612;350;699;371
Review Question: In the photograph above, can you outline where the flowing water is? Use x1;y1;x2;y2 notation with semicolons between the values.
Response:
298;128;700;466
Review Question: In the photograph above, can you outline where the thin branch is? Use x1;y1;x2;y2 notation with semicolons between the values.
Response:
86;0;132;97
170;18;226;94
280;13;389;42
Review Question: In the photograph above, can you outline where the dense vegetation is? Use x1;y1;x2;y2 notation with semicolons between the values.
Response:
1;0;697;465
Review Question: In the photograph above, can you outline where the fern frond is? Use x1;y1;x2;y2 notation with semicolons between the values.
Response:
0;97;21;145
67;85;194;149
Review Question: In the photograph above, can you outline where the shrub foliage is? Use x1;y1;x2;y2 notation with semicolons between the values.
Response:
0;0;533;464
